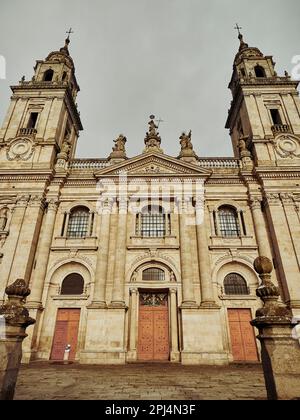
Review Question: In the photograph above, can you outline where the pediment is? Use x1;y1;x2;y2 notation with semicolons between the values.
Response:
94;153;211;177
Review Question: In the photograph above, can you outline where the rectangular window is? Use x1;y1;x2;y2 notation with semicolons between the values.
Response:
27;112;39;129
270;109;282;126
141;213;166;238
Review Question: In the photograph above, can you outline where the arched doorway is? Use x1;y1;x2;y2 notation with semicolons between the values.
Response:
50;273;84;361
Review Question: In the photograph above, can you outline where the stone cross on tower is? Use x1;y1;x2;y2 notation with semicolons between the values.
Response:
234;23;242;36
66;28;74;40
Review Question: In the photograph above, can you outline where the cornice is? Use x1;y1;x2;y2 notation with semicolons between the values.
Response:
0;175;52;182
254;168;300;179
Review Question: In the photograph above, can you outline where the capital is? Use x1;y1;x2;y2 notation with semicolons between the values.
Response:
249;196;262;210
47;199;59;212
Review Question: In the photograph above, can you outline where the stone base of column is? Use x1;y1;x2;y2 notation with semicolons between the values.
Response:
180;307;226;365
83;307;127;365
181;351;229;365
200;301;220;309
26;301;44;311
180;301;199;309
80;350;126;365
109;301;128;309
87;301;107;309
287;299;300;310
170;351;180;362
126;350;137;362
22;305;43;364
251;317;300;400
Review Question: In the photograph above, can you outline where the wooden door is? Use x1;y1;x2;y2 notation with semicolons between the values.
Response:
138;293;169;361
228;309;258;362
50;309;81;361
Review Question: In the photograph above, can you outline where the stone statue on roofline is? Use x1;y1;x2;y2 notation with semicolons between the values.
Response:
178;130;198;163
109;134;127;163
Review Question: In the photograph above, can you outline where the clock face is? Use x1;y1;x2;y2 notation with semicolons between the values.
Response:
6;137;34;161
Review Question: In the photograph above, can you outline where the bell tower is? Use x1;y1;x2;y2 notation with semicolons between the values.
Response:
0;33;83;169
226;28;300;166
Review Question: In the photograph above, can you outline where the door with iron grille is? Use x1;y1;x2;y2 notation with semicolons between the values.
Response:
138;293;169;361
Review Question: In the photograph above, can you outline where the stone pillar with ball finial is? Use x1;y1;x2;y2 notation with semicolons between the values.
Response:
251;256;300;400
0;279;35;400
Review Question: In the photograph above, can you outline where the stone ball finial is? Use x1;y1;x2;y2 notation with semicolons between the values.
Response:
5;279;31;299
254;256;273;275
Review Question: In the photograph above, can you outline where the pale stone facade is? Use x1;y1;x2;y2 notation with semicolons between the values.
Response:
0;34;299;365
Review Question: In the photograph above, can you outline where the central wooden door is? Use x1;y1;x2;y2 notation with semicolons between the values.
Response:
138;293;169;361
228;309;258;362
50;309;81;361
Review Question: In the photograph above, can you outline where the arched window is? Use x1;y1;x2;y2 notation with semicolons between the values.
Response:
61;273;84;295
218;206;240;237
254;65;266;78
43;69;54;81
142;268;165;281
138;205;170;238
66;206;90;238
224;273;249;295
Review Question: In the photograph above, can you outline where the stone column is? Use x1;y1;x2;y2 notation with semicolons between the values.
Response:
0;196;29;303
249;196;272;259
170;288;180;362
251;257;300;400
280;194;300;268
263;193;300;309
0;279;35;400
90;200;112;308
178;199;197;308
195;201;218;308
110;197;128;307
27;199;59;307
127;288;138;361
8;195;45;285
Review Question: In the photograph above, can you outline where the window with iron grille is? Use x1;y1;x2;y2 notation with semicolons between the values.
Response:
224;273;249;295
66;206;90;238
218;206;240;237
61;273;84;295
142;268;165;281
139;205;168;238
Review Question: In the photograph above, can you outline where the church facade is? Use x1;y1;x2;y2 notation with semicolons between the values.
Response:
0;33;300;365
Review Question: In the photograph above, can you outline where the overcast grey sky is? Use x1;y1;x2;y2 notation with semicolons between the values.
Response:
0;0;299;158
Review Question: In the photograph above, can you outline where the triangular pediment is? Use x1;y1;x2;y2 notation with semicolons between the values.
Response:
94;152;211;177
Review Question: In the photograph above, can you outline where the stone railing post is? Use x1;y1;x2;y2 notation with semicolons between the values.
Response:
0;279;35;400
251;257;300;400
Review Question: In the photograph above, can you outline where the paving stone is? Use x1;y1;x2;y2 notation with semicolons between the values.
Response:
14;362;267;400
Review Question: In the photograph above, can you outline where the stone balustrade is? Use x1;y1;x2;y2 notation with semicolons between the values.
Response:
197;158;239;168
18;128;37;136
69;159;109;169
271;124;290;134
